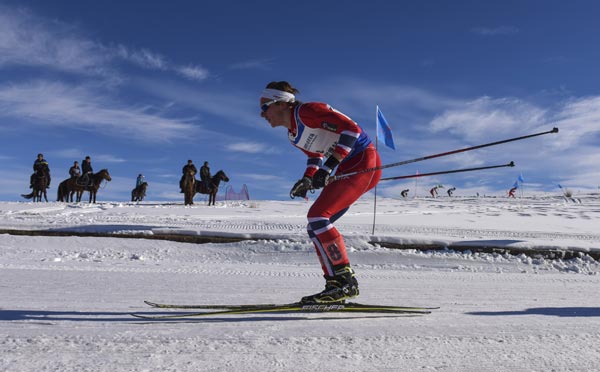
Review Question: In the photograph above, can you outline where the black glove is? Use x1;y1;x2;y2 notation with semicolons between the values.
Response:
290;177;312;199
312;157;340;189
311;169;329;189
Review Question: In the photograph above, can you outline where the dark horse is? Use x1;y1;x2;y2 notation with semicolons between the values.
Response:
131;182;148;202
57;169;112;203
182;169;196;206
195;170;229;206
21;172;49;202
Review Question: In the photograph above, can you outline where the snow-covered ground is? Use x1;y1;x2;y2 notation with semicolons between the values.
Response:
1;195;600;371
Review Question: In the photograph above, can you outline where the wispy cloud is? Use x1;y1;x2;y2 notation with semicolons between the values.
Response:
552;96;600;148
429;96;547;141
0;5;208;82
176;65;209;81
0;6;110;75
226;142;279;154
116;46;167;70
94;154;127;163
0;80;200;143
471;25;520;36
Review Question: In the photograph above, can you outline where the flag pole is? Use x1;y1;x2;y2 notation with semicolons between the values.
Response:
414;169;418;198
372;105;378;235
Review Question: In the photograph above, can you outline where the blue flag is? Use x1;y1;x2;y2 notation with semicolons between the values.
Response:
517;173;525;183
376;106;396;150
513;181;519;189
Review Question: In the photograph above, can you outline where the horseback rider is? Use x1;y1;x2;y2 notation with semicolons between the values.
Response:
200;161;211;191
30;153;51;189
69;161;81;178
179;159;197;193
80;156;93;187
136;173;145;188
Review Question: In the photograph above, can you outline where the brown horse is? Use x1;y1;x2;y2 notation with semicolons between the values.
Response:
182;169;196;205
21;173;48;202
195;170;229;206
57;179;75;202
131;182;148;202
57;169;112;203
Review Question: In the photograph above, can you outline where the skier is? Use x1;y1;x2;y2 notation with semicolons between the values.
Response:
401;189;409;198
447;187;456;197
430;186;438;198
260;81;381;304
508;187;517;198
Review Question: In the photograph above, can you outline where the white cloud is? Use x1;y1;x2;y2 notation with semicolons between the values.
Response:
429;96;547;141
94;154;127;163
176;65;209;81
0;6;110;75
0;80;200;143
226;142;278;154
116;46;166;70
552;96;600;148
0;5;208;82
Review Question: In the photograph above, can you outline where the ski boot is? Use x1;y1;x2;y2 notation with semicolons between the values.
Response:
300;266;359;304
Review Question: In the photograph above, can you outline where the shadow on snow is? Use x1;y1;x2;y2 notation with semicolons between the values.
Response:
468;307;600;317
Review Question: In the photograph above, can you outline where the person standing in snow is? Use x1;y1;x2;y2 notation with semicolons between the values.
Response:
260;81;381;304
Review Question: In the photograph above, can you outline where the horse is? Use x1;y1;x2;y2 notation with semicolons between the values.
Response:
195;170;229;206
57;169;112;203
21;172;48;202
131;182;148;202
182;169;196;206
57;178;77;202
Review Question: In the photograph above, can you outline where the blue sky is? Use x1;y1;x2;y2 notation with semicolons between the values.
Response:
1;0;599;202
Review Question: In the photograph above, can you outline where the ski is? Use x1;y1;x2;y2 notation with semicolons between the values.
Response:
132;301;437;319
144;300;438;311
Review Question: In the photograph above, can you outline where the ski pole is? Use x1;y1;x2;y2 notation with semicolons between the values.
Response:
329;127;558;182
380;161;515;181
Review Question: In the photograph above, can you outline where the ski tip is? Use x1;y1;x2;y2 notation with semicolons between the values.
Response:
143;300;166;308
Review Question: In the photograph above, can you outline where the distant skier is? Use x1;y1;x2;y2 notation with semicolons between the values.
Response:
447;187;456;197
401;189;409;198
508;187;517;198
430;186;439;198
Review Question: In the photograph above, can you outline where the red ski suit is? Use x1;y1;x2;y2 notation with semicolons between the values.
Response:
288;102;381;276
